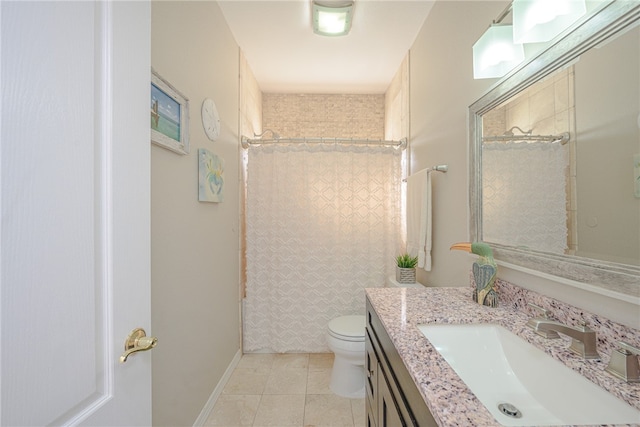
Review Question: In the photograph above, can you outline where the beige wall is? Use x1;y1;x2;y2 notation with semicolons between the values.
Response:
240;53;263;139
385;53;410;142
151;2;240;425
409;1;502;287
409;0;639;328
262;93;385;139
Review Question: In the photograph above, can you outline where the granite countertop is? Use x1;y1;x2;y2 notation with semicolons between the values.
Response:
365;286;640;427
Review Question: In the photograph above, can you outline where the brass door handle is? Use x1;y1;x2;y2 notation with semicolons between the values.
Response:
120;328;157;363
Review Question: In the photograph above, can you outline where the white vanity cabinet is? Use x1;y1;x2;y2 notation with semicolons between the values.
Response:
365;297;438;427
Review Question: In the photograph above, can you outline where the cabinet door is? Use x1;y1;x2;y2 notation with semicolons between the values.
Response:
366;398;377;427
365;331;379;424
378;366;406;427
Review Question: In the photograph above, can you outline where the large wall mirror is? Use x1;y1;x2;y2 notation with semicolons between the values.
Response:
469;1;640;302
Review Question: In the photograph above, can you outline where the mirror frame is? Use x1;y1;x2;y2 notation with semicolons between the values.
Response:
469;0;640;302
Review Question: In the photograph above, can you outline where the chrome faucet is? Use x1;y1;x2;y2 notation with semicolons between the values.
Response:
605;341;640;382
526;303;560;339
527;317;600;359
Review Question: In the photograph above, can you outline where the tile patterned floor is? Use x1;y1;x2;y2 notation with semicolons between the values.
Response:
204;353;366;427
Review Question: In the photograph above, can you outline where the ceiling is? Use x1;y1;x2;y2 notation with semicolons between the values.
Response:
218;1;436;94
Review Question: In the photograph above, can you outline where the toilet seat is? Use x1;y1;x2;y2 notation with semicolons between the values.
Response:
328;315;365;342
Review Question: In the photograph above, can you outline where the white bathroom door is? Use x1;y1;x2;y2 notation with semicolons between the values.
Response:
1;1;152;425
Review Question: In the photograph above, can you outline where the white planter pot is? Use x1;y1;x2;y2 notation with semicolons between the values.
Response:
396;267;416;284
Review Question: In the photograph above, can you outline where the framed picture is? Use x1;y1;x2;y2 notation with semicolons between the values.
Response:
150;68;189;155
198;149;224;203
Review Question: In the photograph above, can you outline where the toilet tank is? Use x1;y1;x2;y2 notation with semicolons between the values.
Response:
386;276;424;288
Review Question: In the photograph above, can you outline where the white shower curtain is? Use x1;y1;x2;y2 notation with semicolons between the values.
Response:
244;142;402;352
482;141;568;253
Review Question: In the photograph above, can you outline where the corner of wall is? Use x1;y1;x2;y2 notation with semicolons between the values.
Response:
151;2;242;425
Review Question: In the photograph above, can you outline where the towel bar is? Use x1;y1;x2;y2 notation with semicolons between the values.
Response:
403;165;448;182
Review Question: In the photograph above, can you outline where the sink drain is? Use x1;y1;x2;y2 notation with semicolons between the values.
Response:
498;403;522;419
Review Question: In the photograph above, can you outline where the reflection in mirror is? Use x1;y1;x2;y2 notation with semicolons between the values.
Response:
573;23;639;266
470;1;640;300
482;68;574;256
481;23;639;267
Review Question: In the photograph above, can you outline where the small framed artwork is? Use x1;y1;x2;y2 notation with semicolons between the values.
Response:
199;148;224;202
151;68;189;155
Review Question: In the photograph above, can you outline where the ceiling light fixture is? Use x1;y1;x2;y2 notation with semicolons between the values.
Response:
513;0;586;44
473;4;525;79
312;1;354;37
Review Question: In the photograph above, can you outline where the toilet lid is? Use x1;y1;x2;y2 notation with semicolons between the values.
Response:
328;315;365;341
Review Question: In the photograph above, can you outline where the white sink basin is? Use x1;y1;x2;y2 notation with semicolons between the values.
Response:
418;323;640;426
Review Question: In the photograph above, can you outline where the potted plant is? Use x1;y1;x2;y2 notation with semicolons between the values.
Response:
395;253;418;284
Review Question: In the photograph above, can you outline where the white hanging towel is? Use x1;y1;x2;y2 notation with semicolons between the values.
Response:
406;169;432;271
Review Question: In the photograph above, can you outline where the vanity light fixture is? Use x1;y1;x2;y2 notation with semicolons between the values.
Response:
473;24;525;79
312;1;354;37
473;3;524;79
512;0;586;43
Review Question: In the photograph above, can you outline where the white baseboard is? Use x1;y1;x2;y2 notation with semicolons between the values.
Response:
192;349;242;427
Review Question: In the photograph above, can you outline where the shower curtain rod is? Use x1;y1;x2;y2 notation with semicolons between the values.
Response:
241;136;407;149
483;131;570;145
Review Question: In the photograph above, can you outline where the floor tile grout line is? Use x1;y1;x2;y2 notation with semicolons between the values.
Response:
210;352;363;427
251;394;262;427
303;360;309;427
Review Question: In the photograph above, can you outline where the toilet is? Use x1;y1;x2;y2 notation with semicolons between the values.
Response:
327;314;367;398
327;278;424;398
